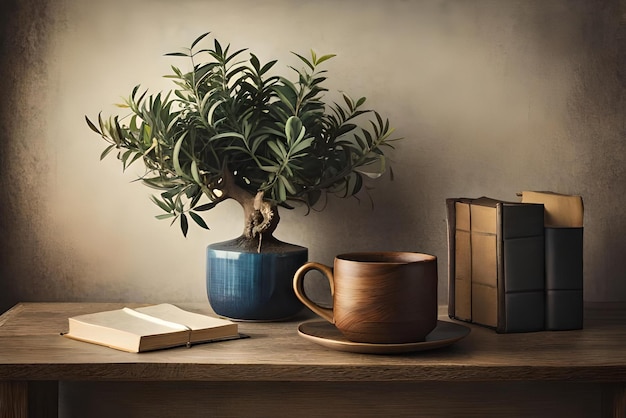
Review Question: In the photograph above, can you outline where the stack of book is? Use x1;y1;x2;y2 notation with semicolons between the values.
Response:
521;191;584;331
446;192;583;333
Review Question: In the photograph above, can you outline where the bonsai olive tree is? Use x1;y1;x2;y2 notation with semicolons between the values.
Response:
86;32;398;251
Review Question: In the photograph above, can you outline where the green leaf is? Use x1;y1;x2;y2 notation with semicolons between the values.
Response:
273;85;297;113
282;163;294;177
100;144;116;160
363;130;373;147
267;141;286;159
289;137;314;156
97;112;106;133
190;212;209;230
195;201;220;211
356;166;385;179
191;160;201;184
250;53;261;72
156;213;176;220
310;76;327;87
259;60;277;75
341;173;362;198
150;195;173;213
85;115;102;135
128;151;143;167
279;175;296;194
190;190;202;208
174;194;184;213
343;94;354;112
164;52;190;57
180;214;189;237
161;187;182;200
337;123;358;137
214;39;223;56
205;99;224;126
259;165;280;173
276;179;287;202
332;103;347;121
209;132;245;142
120;149;133;169
172;133;187;176
373;114;386;135
285;116;304;145
256;126;285;139
353;134;367;150
185;184;200;199
224;48;248;66
140;123;152;145
292;52;314;71
315;53;336;65
142;177;181;190
191;32;211;49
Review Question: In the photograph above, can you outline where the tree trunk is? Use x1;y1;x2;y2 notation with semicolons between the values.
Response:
216;168;280;252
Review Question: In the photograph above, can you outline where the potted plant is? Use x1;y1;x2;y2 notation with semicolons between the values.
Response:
86;32;398;320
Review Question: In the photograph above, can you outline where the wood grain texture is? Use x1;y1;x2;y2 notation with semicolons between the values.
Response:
0;302;625;416
0;381;27;418
1;302;625;382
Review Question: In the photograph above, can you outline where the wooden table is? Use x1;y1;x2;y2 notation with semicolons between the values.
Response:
0;303;625;417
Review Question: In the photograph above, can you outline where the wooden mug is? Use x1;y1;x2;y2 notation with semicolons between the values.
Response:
293;252;438;344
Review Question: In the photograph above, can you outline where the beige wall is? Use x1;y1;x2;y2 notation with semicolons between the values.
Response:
1;0;624;312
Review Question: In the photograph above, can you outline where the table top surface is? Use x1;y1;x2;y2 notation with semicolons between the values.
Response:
1;302;625;382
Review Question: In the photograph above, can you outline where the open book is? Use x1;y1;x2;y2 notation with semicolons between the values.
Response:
64;304;240;353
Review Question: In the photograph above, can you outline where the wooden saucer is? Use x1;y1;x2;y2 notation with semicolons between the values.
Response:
297;320;470;354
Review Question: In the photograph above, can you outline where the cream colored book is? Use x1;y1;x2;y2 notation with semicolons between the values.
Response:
64;304;239;353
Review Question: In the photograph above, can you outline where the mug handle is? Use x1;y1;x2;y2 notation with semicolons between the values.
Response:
293;262;335;324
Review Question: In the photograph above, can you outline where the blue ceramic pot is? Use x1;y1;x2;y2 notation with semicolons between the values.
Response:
206;237;308;321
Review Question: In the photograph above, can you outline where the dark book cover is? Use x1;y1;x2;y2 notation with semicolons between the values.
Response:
522;191;584;330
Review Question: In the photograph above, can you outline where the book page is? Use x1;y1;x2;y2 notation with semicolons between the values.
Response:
123;308;190;331
521;191;583;227
134;304;235;331
69;309;185;337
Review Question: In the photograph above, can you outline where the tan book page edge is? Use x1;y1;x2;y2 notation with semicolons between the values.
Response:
134;304;236;331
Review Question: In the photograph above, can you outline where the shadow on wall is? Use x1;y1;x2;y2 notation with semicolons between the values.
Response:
565;2;626;301
0;0;59;312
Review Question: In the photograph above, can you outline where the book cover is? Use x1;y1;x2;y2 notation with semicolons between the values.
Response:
447;197;545;333
521;191;584;330
446;198;472;322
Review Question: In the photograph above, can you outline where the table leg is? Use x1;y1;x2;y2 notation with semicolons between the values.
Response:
28;381;58;418
0;381;58;418
603;385;626;418
0;381;27;418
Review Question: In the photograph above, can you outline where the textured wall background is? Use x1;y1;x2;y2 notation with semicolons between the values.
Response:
1;0;625;313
